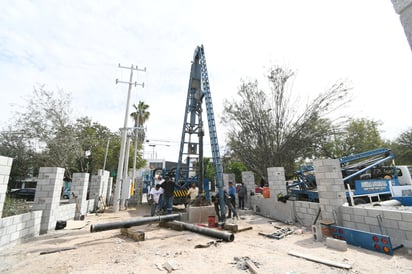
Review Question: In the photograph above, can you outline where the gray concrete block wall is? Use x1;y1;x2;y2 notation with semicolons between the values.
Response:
392;0;412;51
0;211;42;250
32;167;65;234
267;167;286;198
251;196;293;223
0;156;13;215
241;171;255;210
314;159;346;221
292;200;321;227
98;169;110;199
341;205;412;247
55;203;77;221
0;158;100;250
70;172;90;216
86;199;95;212
89;170;110;202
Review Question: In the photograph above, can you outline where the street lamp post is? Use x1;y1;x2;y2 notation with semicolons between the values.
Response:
149;144;156;159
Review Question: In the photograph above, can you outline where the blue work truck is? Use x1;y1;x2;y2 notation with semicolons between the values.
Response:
287;148;412;205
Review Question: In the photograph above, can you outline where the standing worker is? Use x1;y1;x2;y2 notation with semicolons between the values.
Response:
187;182;199;205
160;176;181;214
227;181;237;218
212;190;238;221
237;182;247;210
148;184;163;216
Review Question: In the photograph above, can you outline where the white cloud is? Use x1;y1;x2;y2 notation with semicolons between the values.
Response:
0;0;411;161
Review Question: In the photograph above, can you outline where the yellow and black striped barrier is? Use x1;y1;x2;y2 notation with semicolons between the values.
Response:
174;189;188;198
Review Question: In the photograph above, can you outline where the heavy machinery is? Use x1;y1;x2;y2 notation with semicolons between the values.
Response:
149;46;225;212
175;45;224;212
287;148;412;205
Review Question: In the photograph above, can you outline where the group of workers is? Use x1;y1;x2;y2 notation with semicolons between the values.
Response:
148;176;199;216
212;181;247;222
148;176;247;222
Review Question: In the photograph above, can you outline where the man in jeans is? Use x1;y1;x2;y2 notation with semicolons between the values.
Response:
160;176;180;214
237;182;247;210
227;181;237;218
149;184;163;216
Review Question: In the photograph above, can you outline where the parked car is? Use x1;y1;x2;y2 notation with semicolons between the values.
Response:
10;188;36;201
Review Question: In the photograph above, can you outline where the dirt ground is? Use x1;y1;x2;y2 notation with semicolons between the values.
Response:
1;204;412;274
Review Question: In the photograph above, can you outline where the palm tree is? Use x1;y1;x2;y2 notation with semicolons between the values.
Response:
130;101;150;144
130;101;150;203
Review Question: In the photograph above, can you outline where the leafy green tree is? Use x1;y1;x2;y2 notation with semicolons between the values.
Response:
222;65;351;180
342;118;384;155
392;128;412;165
0;127;36;183
321;118;385;158
1;85;147;183
74;117;121;175
224;161;247;183
11;85;82;179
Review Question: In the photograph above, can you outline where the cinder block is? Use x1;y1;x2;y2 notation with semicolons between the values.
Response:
326;237;347;251
383;210;402;221
187;205;216;223
224;223;238;233
121;227;145;241
312;225;323;241
354;215;365;223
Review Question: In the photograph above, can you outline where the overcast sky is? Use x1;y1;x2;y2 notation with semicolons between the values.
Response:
1;0;411;162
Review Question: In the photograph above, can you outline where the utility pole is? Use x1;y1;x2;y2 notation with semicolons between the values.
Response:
113;64;145;212
102;137;111;170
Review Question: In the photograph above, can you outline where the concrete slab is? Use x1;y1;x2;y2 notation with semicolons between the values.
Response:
187;205;216;224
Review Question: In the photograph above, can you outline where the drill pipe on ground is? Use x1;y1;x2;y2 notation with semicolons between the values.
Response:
90;213;181;233
172;220;235;242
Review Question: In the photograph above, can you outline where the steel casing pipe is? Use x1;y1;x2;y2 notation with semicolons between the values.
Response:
90;213;181;232
172;220;234;242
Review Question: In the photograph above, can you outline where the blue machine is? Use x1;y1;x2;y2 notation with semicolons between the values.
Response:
175;45;225;216
330;225;395;255
287;148;401;204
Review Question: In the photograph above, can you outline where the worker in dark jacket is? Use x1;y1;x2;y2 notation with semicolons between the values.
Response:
160;176;180;214
212;190;238;221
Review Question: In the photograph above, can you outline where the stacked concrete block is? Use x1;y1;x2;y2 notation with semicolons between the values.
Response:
89;170;110;204
252;196;294;223
98;169;110;199
0;211;42;250
0;156;13;216
241;171;255;210
267;167;286;198
314;159;346;221
392;0;412;51
293;200;321;226
340;205;412;248
32;167;65;234
187;205;216;223
70;172;89;218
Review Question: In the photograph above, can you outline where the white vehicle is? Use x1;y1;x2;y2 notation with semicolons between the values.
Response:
387;165;412;207
396;165;412;186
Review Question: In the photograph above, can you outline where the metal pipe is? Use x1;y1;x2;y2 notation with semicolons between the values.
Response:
90;213;181;233
172;220;234;242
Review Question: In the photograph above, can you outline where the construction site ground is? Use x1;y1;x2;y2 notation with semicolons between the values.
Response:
1;204;412;274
